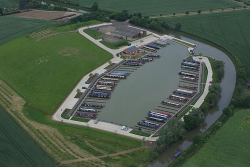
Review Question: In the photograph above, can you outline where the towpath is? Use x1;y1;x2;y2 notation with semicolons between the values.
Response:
181;56;213;120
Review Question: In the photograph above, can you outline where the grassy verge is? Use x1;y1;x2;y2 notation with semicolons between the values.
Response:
101;40;129;49
71;117;90;123
83;28;104;39
129;130;151;137
61;114;70;119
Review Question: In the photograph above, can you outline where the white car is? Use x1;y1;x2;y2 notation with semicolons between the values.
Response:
121;126;128;131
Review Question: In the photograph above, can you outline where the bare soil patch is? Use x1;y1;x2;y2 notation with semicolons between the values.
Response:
10;10;79;20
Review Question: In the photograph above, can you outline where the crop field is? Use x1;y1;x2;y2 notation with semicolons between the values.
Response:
0;0;18;8
160;10;250;76
0;16;56;46
183;109;250;167
0;107;54;166
72;0;241;16
0;33;112;114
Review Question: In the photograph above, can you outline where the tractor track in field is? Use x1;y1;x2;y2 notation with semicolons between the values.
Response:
60;146;147;164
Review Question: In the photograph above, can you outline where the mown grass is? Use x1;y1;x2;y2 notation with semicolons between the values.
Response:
161;10;250;76
71;117;90;123
83;28;104;39
183;109;250;167
101;39;128;49
71;0;242;16
0;16;55;46
129;130;151;137
0;33;112;114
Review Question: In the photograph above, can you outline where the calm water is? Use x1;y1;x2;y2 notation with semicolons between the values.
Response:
97;41;189;127
148;36;236;166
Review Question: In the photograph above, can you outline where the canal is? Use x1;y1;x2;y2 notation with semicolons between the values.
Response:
97;41;190;127
148;36;236;166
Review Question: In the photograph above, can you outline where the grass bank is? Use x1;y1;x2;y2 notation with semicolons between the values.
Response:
101;40;128;49
83;28;104;39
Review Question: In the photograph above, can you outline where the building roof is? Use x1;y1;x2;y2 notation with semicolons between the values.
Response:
113;26;142;38
126;46;137;52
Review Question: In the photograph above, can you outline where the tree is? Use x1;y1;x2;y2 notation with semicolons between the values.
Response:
174;23;182;31
190;108;205;120
19;0;28;10
184;115;199;131
185;11;189;14
136;13;142;19
209;83;222;96
122;10;129;18
0;8;3;16
91;1;98;11
197;10;201;14
193;134;203;144
223;107;232;116
173;13;175;16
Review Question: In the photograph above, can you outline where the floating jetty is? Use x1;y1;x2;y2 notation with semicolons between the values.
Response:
161;101;182;108
76;112;97;118
178;83;198;90
127;59;145;64
81;103;104;108
179;72;198;78
169;95;189;102
140;46;157;52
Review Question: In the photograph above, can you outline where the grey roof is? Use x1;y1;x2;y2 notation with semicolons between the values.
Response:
113;26;142;38
126;46;137;52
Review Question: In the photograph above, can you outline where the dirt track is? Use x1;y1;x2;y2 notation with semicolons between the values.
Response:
10;10;80;20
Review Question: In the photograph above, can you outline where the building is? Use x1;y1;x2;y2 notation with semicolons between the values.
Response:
123;46;138;54
111;26;147;40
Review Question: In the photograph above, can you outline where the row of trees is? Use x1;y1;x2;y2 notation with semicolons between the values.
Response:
129;16;181;32
214;60;225;82
70;12;110;23
19;0;67;10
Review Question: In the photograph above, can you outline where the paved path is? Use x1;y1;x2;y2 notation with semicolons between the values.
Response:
181;56;213;119
60;146;147;164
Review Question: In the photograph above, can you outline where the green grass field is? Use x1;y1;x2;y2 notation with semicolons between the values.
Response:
0;107;54;166
72;0;241;16
83;28;104;39
183;109;250;167
0;16;56;45
161;10;250;76
100;39;128;49
0;33;112;114
0;0;18;8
